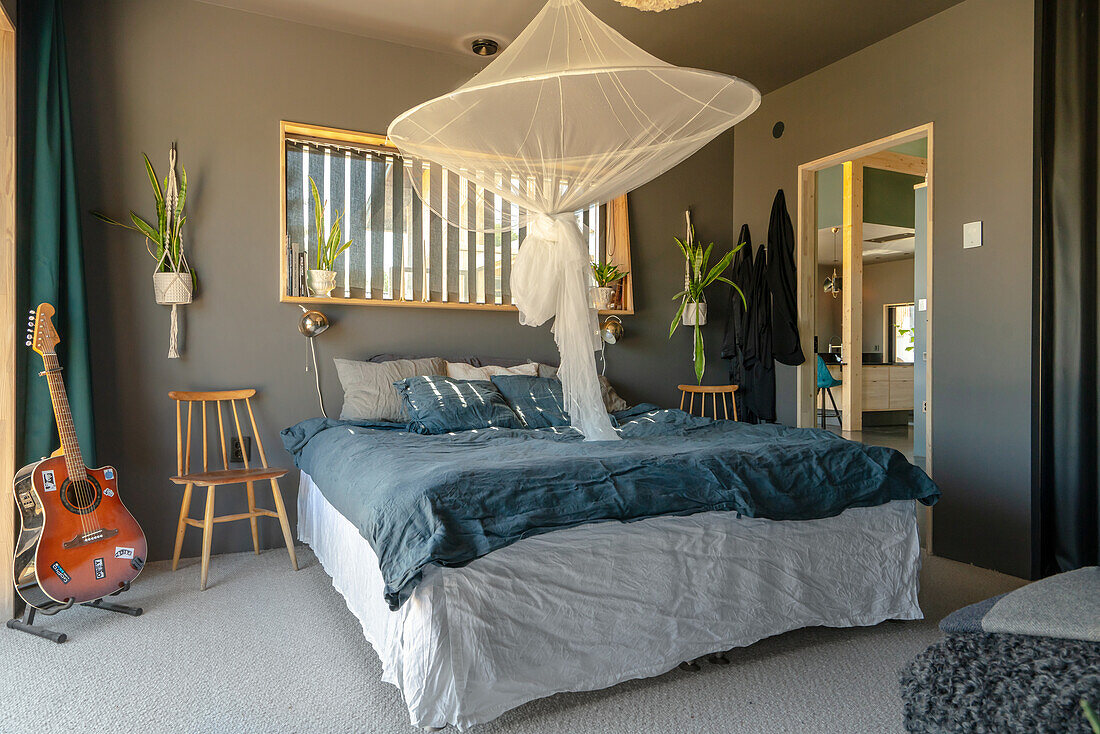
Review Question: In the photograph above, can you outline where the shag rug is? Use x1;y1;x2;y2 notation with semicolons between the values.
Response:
900;631;1100;733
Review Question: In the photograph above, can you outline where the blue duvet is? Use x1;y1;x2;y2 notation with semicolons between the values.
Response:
281;406;939;610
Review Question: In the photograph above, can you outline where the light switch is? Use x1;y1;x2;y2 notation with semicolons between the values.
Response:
918;298;927;312
963;221;983;249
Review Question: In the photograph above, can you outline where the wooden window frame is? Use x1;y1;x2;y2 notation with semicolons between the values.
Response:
277;121;634;314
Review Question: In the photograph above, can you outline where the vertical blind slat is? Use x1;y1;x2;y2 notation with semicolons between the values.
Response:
347;152;367;299
391;158;403;299
370;155;385;298
430;163;444;301
402;163;414;300
446;171;459;302
285;144;305;296
466;180;477;303
307;146;325;273
411;164;424;302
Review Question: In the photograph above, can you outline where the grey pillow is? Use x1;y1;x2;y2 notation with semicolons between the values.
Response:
535;363;629;412
335;357;446;421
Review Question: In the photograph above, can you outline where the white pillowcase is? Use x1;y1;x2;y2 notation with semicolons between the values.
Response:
446;361;539;381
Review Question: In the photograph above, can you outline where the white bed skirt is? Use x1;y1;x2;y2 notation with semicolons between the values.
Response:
298;472;922;730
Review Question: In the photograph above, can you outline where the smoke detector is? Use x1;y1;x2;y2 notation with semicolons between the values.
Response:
470;38;500;56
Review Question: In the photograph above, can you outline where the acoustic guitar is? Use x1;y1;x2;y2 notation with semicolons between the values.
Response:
12;303;147;611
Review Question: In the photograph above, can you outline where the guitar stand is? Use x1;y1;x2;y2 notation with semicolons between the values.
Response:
6;582;142;644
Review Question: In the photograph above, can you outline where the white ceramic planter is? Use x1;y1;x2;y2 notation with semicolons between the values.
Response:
308;269;338;297
590;286;614;310
682;301;707;326
152;270;193;305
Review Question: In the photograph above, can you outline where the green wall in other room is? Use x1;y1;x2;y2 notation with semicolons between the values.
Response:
816;166;925;229
62;0;738;563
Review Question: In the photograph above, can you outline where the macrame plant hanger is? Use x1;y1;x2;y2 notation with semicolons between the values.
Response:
388;0;760;439
151;144;193;358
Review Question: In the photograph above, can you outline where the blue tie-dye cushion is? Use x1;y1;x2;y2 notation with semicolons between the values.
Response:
394;375;523;434
490;375;570;429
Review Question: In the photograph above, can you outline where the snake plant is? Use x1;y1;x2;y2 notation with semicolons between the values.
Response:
92;152;188;274
310;177;353;271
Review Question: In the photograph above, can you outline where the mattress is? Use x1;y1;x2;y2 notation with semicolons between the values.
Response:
298;472;923;730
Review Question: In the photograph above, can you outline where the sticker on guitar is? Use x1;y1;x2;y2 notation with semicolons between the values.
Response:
114;547;135;559
41;469;57;492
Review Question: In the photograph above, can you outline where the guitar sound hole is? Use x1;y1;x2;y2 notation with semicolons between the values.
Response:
60;476;101;515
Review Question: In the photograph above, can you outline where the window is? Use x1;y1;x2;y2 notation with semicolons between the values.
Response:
279;122;633;312
886;303;916;363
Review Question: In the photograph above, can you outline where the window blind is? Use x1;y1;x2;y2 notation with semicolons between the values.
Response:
285;138;605;304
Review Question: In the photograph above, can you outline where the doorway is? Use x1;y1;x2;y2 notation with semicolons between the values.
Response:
795;124;933;546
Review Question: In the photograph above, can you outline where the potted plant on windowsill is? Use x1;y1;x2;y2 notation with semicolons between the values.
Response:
307;177;353;297
670;222;745;383
591;262;628;310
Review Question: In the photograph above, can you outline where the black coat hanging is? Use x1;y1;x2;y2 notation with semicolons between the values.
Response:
765;189;805;366
722;225;754;420
740;244;776;423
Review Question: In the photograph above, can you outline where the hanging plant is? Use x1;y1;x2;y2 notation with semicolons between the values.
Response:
93;144;193;358
669;216;746;384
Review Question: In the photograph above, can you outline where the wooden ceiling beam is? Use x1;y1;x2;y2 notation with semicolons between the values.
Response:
859;151;927;176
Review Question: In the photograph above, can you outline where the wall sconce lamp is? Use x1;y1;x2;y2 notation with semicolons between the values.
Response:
600;315;624;345
298;305;330;417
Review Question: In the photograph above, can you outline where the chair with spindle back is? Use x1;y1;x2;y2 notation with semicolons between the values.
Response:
168;389;298;590
677;384;739;421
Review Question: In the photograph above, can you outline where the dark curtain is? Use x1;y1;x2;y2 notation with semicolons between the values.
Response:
1036;0;1099;573
16;0;96;466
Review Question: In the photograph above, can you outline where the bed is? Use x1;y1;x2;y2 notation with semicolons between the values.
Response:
283;398;937;730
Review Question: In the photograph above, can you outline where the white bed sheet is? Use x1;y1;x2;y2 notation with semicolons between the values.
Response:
297;472;922;730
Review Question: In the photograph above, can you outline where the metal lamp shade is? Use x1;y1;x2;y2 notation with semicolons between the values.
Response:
601;316;624;345
298;308;329;338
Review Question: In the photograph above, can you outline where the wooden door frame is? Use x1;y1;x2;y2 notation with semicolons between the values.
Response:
1;3;15;619
795;123;934;464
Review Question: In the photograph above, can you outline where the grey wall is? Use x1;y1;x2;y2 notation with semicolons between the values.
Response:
863;258;915;355
732;0;1035;577
63;0;737;563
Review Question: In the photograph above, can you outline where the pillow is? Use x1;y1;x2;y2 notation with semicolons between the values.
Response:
535;363;629;413
335;357;446;422
490;375;570;429
368;354;529;368
395;375;523;434
446;360;539;381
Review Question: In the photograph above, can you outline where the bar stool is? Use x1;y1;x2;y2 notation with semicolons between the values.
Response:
677;384;739;421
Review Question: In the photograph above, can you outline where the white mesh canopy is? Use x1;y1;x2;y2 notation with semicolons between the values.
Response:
388;0;760;440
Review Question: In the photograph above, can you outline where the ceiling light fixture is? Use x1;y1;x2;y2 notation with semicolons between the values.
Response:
471;38;499;56
614;0;701;11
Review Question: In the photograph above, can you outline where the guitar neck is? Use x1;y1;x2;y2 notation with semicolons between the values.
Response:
41;352;86;480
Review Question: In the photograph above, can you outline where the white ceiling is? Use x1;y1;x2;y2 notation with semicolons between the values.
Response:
195;0;964;93
817;223;915;265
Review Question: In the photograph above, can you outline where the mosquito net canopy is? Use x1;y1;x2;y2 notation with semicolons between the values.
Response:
388;0;760;440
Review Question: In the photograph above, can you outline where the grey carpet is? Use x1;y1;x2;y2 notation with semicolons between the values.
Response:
0;548;1024;733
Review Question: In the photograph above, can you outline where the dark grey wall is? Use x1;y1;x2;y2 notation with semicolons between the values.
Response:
63;0;736;562
732;0;1035;577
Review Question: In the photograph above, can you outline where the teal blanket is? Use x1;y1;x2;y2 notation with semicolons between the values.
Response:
281;407;939;609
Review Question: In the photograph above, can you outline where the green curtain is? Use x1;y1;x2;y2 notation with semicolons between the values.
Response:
16;0;95;466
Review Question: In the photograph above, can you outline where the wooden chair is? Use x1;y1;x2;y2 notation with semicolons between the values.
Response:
169;389;298;590
678;384;739;421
